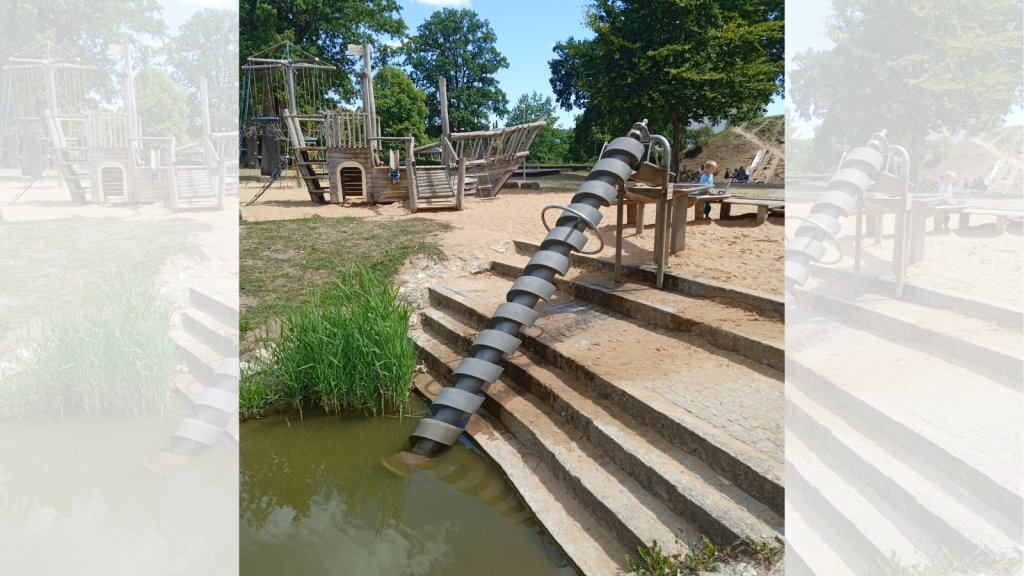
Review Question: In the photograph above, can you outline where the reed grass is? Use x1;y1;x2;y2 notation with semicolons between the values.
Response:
9;268;177;417
242;266;416;418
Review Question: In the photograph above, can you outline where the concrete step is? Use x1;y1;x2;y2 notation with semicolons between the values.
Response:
182;308;238;358
427;275;784;516
174;331;222;385
807;262;1023;330
410;372;627;576
784;501;858;576
786;382;1022;556
421;306;783;545
797;276;1022;381
787;430;929;569
189;286;238;327
514;240;785;316
491;259;784;371
787;309;1024;524
412;326;700;558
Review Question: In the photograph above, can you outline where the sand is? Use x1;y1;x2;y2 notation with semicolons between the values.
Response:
239;179;785;298
786;182;1023;309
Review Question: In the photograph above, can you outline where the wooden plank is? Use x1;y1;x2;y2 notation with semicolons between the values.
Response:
722;198;784;208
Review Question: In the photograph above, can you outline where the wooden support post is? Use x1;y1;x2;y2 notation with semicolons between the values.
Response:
757;205;768;224
439;78;450;165
636;202;645;235
406;134;417;213
456;155;466;211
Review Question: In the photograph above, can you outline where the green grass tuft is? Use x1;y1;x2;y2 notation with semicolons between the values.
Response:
242;266;416;418
4;267;177;418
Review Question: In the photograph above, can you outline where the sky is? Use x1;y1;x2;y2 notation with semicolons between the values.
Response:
396;0;784;128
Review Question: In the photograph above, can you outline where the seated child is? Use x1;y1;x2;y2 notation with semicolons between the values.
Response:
701;160;718;216
735;166;750;183
937;170;955;228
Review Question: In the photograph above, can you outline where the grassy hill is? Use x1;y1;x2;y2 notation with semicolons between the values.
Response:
679;115;784;184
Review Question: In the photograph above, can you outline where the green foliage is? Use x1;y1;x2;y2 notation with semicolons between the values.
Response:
11;268;176;417
626;540;681;575
244;267;416;417
239;0;406;104
504;92;570;164
374;66;429;148
162;8;239;136
0;0;167;104
550;0;784;176
135;67;189;143
404;8;509;135
790;0;1023;177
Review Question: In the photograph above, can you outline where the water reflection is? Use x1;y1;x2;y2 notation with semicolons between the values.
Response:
0;403;239;575
240;397;577;576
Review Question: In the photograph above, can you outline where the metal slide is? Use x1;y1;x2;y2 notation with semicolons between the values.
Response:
395;123;650;463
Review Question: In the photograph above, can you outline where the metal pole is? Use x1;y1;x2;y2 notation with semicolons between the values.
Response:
615;190;624;282
891;145;911;298
650;134;671;289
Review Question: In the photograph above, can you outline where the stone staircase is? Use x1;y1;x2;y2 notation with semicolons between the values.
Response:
411;247;786;575
786;270;1023;574
172;286;240;444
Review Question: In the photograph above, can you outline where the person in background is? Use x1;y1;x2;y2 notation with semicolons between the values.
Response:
936;170;956;229
701;160;718;217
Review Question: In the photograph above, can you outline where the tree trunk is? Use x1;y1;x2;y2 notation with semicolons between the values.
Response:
671;105;681;182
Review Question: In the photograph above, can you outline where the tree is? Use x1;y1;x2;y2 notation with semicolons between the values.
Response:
1;0;167;104
135;67;188;143
404;8;509;136
790;0;1023;179
550;0;784;178
503;92;569;164
373;66;428;148
239;0;406;103
163;9;239;136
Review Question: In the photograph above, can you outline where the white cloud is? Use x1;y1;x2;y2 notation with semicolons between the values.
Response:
382;39;407;48
410;0;471;7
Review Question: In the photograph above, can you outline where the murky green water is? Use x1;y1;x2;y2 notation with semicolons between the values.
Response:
0;404;239;574
240;396;578;576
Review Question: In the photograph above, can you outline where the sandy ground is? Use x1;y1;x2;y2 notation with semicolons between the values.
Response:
239;179;785;298
0;181;239;340
787;183;1023;308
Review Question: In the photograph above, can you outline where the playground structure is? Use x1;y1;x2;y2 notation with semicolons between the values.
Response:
241;43;548;210
2;42;232;210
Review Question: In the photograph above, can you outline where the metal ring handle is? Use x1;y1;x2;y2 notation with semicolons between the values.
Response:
785;215;844;266
541;204;605;255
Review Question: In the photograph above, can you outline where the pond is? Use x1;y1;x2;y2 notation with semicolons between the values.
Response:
0;401;239;575
240;395;578;576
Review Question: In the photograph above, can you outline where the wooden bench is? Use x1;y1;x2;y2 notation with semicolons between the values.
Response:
693;194;732;220
959;208;1023;234
719;198;784;223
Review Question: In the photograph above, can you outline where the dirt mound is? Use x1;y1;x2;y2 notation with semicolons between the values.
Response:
920;125;1023;195
679;115;784;184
